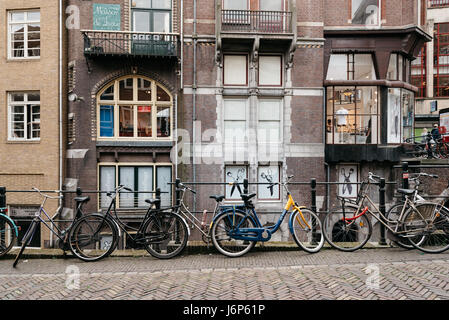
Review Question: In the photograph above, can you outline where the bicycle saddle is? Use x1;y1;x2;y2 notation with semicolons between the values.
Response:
241;193;256;201
397;188;415;195
74;196;90;203
145;198;161;205
209;195;225;202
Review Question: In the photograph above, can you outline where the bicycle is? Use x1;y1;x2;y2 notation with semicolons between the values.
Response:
70;185;189;260
13;188;114;267
0;207;19;257
323;173;449;253
210;175;325;258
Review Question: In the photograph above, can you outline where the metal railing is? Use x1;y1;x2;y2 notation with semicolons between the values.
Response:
429;0;449;8
82;30;179;57
221;10;292;33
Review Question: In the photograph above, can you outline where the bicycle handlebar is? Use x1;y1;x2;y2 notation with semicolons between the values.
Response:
178;182;196;194
32;187;63;200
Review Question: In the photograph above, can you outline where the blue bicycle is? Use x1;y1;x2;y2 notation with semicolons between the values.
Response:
0;207;19;257
210;176;325;257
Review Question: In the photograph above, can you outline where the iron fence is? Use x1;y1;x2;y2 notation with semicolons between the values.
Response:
221;10;293;33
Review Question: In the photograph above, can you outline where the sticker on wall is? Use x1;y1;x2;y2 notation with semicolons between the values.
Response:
338;164;358;198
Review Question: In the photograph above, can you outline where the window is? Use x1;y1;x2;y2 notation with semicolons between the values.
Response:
411;47;426;98
259;56;282;86
387;88;414;143
224;165;248;200
337;164;359;198
224;99;247;143
351;0;379;26
258;166;280;200
387;53;411;82
258;99;282;143
259;0;283;11
99;164;172;209
223;0;248;10
434;23;449;97
97;76;172;139
429;0;449;8
8;92;40;141
326;54;376;80
132;0;171;32
223;55;248;86
326;86;379;144
8;10;40;59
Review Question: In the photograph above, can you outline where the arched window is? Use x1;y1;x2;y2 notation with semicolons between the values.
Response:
97;76;172;139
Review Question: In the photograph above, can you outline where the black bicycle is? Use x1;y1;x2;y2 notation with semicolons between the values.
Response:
70;185;189;260
13;188;116;267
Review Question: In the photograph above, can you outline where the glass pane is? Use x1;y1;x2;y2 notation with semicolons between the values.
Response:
352;0;379;25
157;106;171;137
223;0;248;10
138;79;152;101
224;99;246;120
13;105;24;114
402;90;414;142
354;54;376;80
10;12;25;22
152;0;171;9
355;115;377;144
387;88;402;143
153;12;171;33
119;106;134;137
156;166;172;207
100;167;116;208
333;87;356;144
225;166;247;200
27;11;40;21
133;11;150;32
260;0;283;11
134;0;152;8
398;55;404;81
119;78;134;101
224;55;247;85
100;84;114;101
387;54;398;80
138;106;152;137
156;85;170;101
258;121;280;142
11;93;24;102
138;167;153;207
119;167;135;208
259;56;282;86
326;55;348;80
27;93;40;101
258;166;280;200
100;105;114;137
224;121;246;142
338;165;358;198
326;115;334;143
259;99;281;120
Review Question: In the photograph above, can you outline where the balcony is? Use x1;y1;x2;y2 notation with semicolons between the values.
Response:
221;10;293;34
429;0;449;8
82;30;178;58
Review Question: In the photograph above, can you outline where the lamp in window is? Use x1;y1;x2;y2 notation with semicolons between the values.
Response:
343;89;353;97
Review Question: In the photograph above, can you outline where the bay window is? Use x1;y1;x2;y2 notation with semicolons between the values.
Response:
326;54;376;80
387;88;414;143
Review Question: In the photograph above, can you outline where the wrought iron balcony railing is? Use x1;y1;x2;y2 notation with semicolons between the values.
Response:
429;0;449;7
82;30;179;58
221;10;292;34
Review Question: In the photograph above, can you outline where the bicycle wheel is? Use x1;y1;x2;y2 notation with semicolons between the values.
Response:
211;210;256;258
385;203;414;250
142;212;189;259
13;219;38;268
323;206;372;252
402;203;449;254
69;214;118;262
0;216;17;257
290;208;324;253
437;143;449;159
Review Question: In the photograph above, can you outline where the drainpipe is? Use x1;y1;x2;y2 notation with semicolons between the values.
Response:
192;0;197;213
180;0;184;89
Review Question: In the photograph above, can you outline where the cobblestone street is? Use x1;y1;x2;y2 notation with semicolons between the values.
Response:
0;248;449;300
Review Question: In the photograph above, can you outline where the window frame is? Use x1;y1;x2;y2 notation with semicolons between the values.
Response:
7;9;41;60
96;75;173;141
326;53;376;81
223;54;249;87
257;165;281;201
258;55;283;87
223;97;249;144
224;165;248;201
8;92;41;142
131;0;172;33
257;98;283;143
434;23;449;97
411;47;427;98
98;162;173;210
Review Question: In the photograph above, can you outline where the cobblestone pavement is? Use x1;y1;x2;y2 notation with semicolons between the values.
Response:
1;248;449;300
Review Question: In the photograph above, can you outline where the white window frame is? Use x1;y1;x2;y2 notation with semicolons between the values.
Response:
8;92;41;141
8;10;41;60
258;55;283;87
257;98;283;143
223;98;248;143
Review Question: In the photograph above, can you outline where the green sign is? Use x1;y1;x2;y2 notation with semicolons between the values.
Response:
93;3;121;31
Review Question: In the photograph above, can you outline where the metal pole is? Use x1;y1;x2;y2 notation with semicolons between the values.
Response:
379;178;387;246
0;187;6;208
243;178;249;195
175;178;181;206
311;179;317;244
402;161;409;189
156;188;161;210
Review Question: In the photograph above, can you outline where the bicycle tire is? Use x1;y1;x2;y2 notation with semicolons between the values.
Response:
0;216;17;257
290;208;324;253
69;214;118;262
385;203;414;250
142;211;189;259
211;210;257;258
13;219;38;268
402;203;449;254
323;206;372;252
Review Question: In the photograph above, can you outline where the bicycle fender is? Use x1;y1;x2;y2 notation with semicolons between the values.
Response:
287;208;310;235
173;212;190;237
0;213;19;237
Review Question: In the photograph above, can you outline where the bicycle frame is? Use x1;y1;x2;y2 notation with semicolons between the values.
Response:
0;211;19;238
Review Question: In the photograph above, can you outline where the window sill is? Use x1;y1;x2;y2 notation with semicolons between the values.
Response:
6;57;40;62
6;140;40;145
